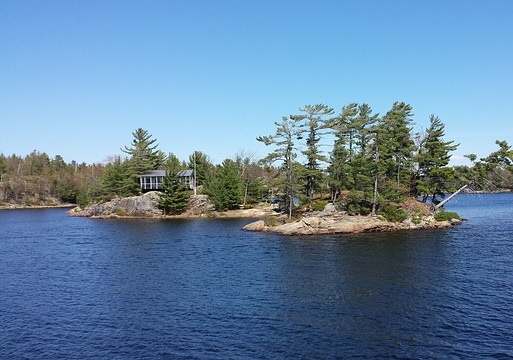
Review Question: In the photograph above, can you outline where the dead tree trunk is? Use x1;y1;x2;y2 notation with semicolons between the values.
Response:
434;184;469;210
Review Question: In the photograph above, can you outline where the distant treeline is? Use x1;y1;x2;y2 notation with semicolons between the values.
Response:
1;102;512;216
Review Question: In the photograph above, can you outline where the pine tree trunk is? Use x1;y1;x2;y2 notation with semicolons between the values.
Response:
371;174;378;216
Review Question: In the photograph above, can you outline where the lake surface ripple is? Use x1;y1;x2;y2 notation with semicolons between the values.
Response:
1;193;512;358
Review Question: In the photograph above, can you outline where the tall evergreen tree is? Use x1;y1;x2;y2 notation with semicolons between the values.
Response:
415;115;459;203
479;140;513;190
378;102;415;196
327;103;357;199
346;105;380;214
205;159;243;211
293;104;334;200
95;156;133;199
165;153;184;174
354;104;379;155
158;169;189;215
349;104;379;193
122;128;166;174
327;137;351;201
257;116;302;217
481;140;513;170
327;103;378;205
188;151;214;188
120;128;166;195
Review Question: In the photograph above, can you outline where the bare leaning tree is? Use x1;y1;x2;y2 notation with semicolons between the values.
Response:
257;116;302;218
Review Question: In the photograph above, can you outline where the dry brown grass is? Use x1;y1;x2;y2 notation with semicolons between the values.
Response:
401;198;432;216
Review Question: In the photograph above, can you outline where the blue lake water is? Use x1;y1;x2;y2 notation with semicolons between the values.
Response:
1;193;512;359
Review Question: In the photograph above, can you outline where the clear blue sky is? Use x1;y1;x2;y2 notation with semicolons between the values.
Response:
1;0;512;166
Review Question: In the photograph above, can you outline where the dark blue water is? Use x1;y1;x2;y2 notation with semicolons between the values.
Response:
1;193;512;359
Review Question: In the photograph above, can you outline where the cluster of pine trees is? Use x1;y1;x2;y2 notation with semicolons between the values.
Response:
85;128;266;214
453;140;513;192
258;102;513;217
1;102;512;216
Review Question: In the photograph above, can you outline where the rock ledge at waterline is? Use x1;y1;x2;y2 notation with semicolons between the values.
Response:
68;192;461;234
243;206;461;235
67;192;274;219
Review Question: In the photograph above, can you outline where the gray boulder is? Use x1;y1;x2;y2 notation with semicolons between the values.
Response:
319;203;337;217
76;191;162;217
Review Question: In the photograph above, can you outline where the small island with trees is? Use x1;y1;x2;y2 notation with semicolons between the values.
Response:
1;101;512;235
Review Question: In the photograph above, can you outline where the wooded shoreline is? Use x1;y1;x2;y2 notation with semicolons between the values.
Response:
1;195;464;236
2;115;512;220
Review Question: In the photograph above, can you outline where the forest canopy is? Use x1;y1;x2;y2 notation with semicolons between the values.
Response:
1;102;512;215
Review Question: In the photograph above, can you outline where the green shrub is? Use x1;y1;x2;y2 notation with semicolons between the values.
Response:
310;199;329;212
434;211;460;222
264;215;280;227
359;206;371;216
411;212;423;225
379;204;408;222
345;202;371;215
347;202;360;215
347;190;365;203
76;191;91;208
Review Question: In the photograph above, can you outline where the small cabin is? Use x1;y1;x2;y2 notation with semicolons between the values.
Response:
139;169;195;191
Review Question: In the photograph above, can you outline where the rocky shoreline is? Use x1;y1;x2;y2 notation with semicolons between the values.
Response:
0;203;76;211
242;201;462;235
243;213;461;235
9;192;462;235
67;192;275;219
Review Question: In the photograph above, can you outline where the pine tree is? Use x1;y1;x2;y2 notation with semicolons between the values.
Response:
415;115;459;203
378;102;415;197
95;156;134;199
327;103;378;208
327;137;351;201
349;104;379;193
187;151;214;188
293;104;334;200
479;140;513;190
165;153;183;174
257;116;302;217
481;140;513;170
205;159;243;211
332;103;358;158
122;128;166;174
158;169;189;215
120;128;166;195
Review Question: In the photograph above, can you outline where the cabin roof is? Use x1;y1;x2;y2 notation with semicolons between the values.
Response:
139;169;194;177
140;170;165;177
180;169;194;177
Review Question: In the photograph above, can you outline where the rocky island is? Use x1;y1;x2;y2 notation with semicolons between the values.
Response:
68;191;274;219
68;192;462;236
243;210;460;236
242;202;461;235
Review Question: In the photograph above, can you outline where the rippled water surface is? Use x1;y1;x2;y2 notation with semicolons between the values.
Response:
1;193;513;359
